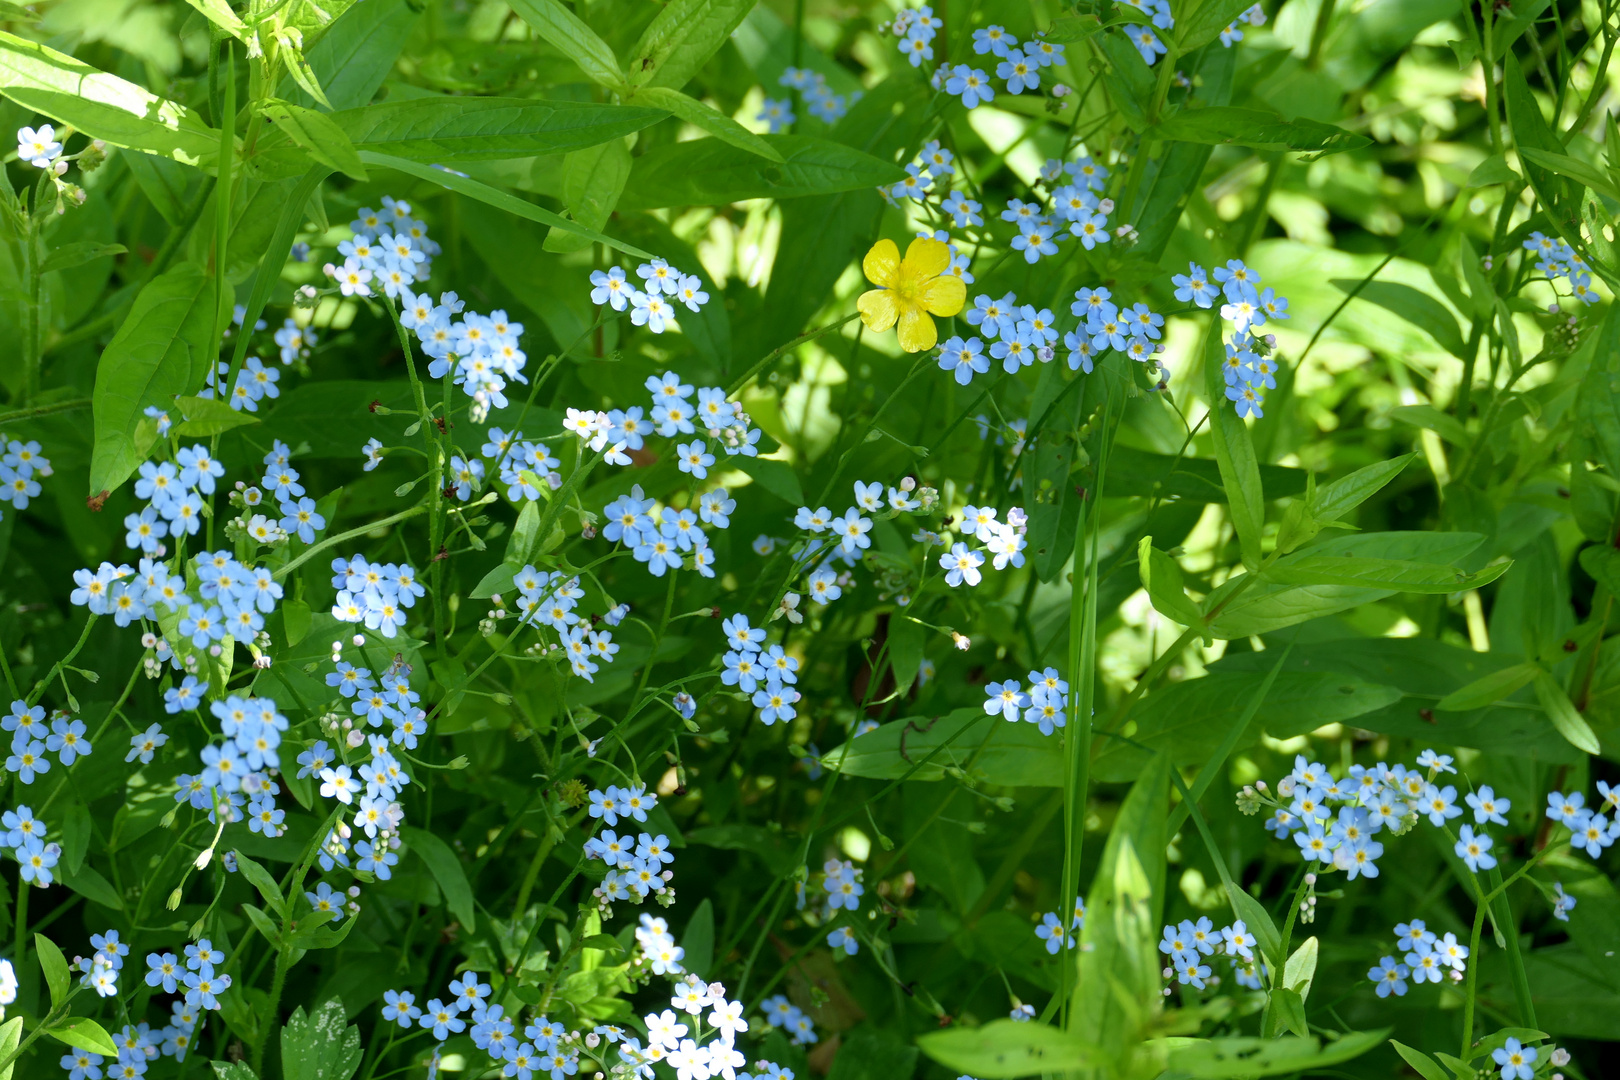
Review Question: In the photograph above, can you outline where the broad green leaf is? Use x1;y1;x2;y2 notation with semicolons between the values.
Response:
59;862;124;910
1392;1040;1454;1080
627;0;753;91
1519;146;1620;203
1175;0;1258;52
0;1017;21;1080
241;901;282;947
1043;14;1105;43
258;100;367;181
359;151;650;259
290;0;418;110
1437;662;1539;711
1204;532;1486;639
917;1019;1098;1079
1332;279;1467;358
40;241;126;274
281;999;363;1080
1101;446;1307;503
1263;554;1510;593
631;85;782;161
680;898;714;978
401;825;477;931
1272;987;1308;1038
821;708;1060;786
1202;328;1264;569
1138;537;1203;627
233;850;287;917
1284;936;1318;1001
211;1062;258;1080
619;134;905;209
1153;106;1370;156
182;0;246;39
89;263;222;495
506;501;542;566
543;138;632;254
1533;671;1602;754
1228;888;1282;967
506;0;624;87
1581;545;1620;598
49;1018;120;1057
1504;55;1577;242
0;32;224;166
1094;671;1401;782
1073;753;1169;1066
256;99;666;175
1391;405;1470;446
35;932;70;1009
174;394;261;437
732;456;803;504
1168;1029;1387;1078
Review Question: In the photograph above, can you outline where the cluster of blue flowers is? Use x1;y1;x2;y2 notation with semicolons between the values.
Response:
772;66;857;127
927;23;1066;109
172;695;290;831
0;799;60;886
1368;919;1471;997
716;613;801;726
509;565;624;681
1159;916;1260;991
325;198;436;300
307;733;408;881
1172;257;1291;417
3;700;91;786
1524;230;1600;305
324;657;425;746
142;938;233;1013
328;554;424;639
1115;0;1266;65
590;259;712;336
760;994;819;1046
1548;784;1620;857
59;1014;189;1077
940;503;1028;589
0;438;50;516
585;821;676;907
274;316;318;364
982;667;1069;736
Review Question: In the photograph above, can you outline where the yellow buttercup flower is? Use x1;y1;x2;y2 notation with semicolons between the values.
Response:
856;237;967;353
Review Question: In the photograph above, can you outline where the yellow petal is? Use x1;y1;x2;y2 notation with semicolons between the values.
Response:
896;308;937;353
902;236;951;280
858;288;900;333
920;274;967;317
862;239;901;288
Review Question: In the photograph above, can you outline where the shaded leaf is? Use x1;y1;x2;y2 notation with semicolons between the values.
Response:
401;825;477;931
619;134;905;209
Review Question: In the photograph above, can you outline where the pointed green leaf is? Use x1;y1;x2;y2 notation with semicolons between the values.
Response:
401;825;477;931
1436;663;1539;711
1533;672;1601;754
631;86;782;161
917;1020;1099;1079
34;932;70;1009
258;100;367;180
49;1018;119;1057
506;0;623;87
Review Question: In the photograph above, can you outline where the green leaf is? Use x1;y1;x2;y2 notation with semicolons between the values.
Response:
49;1018;120;1057
1102;446;1306;504
1138;537;1204;628
1284;936;1319;1001
1504;54;1577;241
174;394;261;437
1175;0;1259;52
289;0;418;111
1519;146;1620;203
182;0;247;39
1392;1040;1454;1080
34;931;70;1009
627;0;753;91
1072;752;1169;1066
257;99;367;181
471;562;520;601
1331;280;1467;358
1533;671;1602;755
281;999;362;1080
1272;986;1308;1038
282;599;312;646
917;1019;1098;1079
233;850;287;917
680;898;714;978
619;134;905;208
0;31;224;167
1202;328;1265;570
506;500;542;566
1204;532;1487;639
1168;1029;1388;1078
732;456;803;504
59;862;124;911
89;263;222;495
0;1017;22;1080
579;933;626;960
358;151;650;259
1153;106;1370;156
1229;888;1282;968
630;85;782;161
40;242;126;274
1263;554;1510;593
1436;662;1539;711
401;825;477;931
821;708;1060;786
211;1062;258;1080
543;138;633;254
1391;404;1471;446
241;901;283;947
506;0;624;87
1042;14;1105;43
